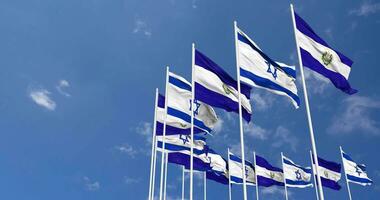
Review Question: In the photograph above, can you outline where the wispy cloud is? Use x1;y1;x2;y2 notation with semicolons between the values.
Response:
261;186;291;197
136;122;153;144
124;176;141;184
56;79;71;97
303;68;330;94
83;176;100;191
191;0;198;9
29;88;56;111
328;95;380;135
132;19;152;37
271;126;298;152
244;123;270;140
114;143;138;158
350;1;380;16
251;92;275;111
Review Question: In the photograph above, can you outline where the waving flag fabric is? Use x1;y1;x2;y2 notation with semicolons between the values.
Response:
228;153;256;185
166;72;218;134
342;150;373;186
283;156;313;188
255;154;284;187
294;11;357;94
206;149;229;185
156;134;206;153
236;27;300;108
313;156;342;190
194;49;252;122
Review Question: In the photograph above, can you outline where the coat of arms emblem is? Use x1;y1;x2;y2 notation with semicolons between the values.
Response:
322;51;333;65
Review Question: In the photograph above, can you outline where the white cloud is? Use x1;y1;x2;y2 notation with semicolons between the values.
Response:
124;177;141;184
114;143;138;158
212;118;224;135
350;1;380;16
251;92;275;111
261;186;291;197
83;176;100;191
56;79;71;97
133;19;152;37
328;96;380;135
303;68;330;94
137;122;153;144
271;126;298;152
29;88;56;111
192;0;198;9
244;123;269;140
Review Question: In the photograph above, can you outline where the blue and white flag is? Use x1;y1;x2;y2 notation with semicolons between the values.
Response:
342;150;373;186
168;150;211;172
206;149;229;185
236;27;300;108
255;154;284;187
156;134;206;153
283;156;313;188
194;49;252;122
228;152;256;185
294;12;357;94
156;94;204;135
166;72;218;134
313;156;342;190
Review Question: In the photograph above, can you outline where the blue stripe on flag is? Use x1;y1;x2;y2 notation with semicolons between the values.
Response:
167;107;212;133
155;121;204;136
294;12;353;67
195;83;251;122
319;176;341;190
342;152;354;162
169;75;191;91
229;154;254;167
257;176;284;187
283;158;312;173
240;68;300;107
286;179;312;186
207;171;228;185
347;174;373;184
256;155;283;173
158;94;165;108
300;48;357;95
168;152;211;172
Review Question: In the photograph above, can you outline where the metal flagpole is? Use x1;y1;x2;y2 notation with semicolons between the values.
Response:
159;67;170;200
233;20;248;200
190;43;195;200
310;151;320;200
253;152;259;200
281;152;289;200
152;130;159;200
164;153;168;200
182;166;185;200
340;146;353;200
290;4;325;200
204;172;207;200
228;148;232;200
148;89;159;200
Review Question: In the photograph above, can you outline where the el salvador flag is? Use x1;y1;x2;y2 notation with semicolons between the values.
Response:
255;154;284;187
313;156;342;190
228;153;256;185
341;149;373;186
294;11;357;94
283;156;313;188
194;49;252;122
236;27;300;108
156;94;205;135
166;72;218;134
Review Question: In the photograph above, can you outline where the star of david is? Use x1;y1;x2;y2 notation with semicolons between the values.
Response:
265;60;278;79
189;99;201;116
295;170;302;180
355;165;362;176
179;134;190;144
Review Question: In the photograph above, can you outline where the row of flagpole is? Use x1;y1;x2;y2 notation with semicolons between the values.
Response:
147;3;366;200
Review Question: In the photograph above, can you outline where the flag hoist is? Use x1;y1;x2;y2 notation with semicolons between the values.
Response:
148;88;159;200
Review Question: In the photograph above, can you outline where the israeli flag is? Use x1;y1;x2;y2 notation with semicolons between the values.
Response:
167;72;218;134
313;156;342;190
283;156;313;188
168;149;211;172
342;150;373;186
206;149;229;185
294;12;357;94
236;27;300;108
228;153;256;185
255;154;284;187
156;94;203;135
156;134;206;153
194;49;252;122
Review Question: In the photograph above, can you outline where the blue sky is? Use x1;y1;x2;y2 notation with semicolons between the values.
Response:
0;0;379;199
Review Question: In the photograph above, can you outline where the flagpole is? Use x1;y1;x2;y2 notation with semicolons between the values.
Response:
253;151;259;200
290;4;325;200
340;146;353;200
204;171;207;200
163;153;168;200
281;152;289;200
190;43;195;200
159;66;170;200
310;150;320;200
148;88;159;200
228;148;232;200
182;166;185;200
234;20;248;200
